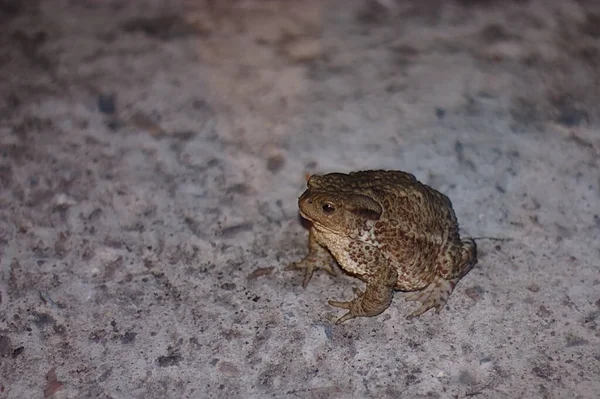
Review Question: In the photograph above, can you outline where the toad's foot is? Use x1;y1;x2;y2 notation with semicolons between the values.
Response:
329;265;397;324
287;254;337;288
404;275;457;319
288;228;338;288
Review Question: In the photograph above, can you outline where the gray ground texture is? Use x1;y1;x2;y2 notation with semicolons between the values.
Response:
0;0;599;398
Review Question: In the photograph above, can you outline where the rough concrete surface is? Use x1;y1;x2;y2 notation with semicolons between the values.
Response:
0;0;599;397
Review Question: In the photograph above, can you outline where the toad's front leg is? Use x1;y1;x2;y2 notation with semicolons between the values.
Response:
288;228;338;288
328;261;398;324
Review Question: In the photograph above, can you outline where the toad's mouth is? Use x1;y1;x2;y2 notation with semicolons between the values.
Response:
298;209;321;228
298;209;322;226
298;209;342;235
298;209;311;221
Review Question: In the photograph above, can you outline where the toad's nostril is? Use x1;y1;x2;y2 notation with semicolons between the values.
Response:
307;199;313;204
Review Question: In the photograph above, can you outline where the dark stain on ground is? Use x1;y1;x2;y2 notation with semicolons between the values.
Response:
184;216;203;237
157;353;183;367
355;0;389;26
577;46;600;67
12;346;24;358
220;222;254;238
479;24;514;44
267;154;285;174
579;13;600;38
0;335;12;357
33;312;55;328
0;0;39;20
510;96;542;130
121;331;137;344
565;334;589;347
0;165;12;188
456;0;530;6
454;141;477;172
391;44;420;67
247;267;274;281
10;30;52;70
97;94;117;115
532;363;555;380
121;16;201;40
551;95;589;127
225;183;251;195
567;133;594;149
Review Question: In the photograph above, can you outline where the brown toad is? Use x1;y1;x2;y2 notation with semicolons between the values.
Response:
290;170;477;324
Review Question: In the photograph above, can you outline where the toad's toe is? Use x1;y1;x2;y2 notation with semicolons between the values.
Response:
287;256;337;288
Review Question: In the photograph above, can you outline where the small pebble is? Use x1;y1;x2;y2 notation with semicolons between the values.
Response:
435;107;446;119
98;93;116;115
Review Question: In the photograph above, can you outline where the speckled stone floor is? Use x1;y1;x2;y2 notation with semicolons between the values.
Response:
0;0;599;398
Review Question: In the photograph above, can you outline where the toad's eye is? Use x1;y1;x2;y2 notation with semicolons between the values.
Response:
322;203;335;214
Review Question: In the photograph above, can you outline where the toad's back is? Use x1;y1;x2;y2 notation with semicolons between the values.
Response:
316;170;460;242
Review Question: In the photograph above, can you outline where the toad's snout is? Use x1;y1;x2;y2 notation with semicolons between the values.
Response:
298;190;313;206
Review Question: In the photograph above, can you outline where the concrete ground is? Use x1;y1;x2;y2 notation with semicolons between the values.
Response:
1;0;599;397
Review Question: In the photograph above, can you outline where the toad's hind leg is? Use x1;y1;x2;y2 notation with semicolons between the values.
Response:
456;238;477;278
328;261;398;324
405;238;477;319
404;275;458;319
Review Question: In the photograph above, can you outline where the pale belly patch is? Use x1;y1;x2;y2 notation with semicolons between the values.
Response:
312;225;437;290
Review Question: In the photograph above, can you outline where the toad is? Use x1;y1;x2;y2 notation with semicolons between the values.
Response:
290;170;477;324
